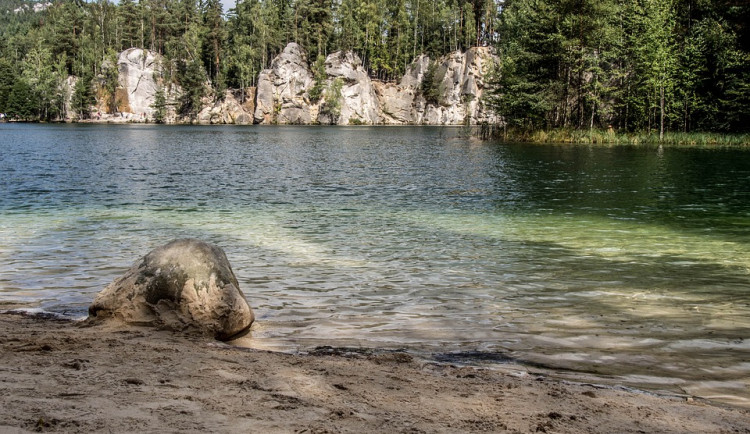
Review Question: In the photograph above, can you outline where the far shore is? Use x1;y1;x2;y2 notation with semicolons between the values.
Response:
4;120;749;148
1;311;748;433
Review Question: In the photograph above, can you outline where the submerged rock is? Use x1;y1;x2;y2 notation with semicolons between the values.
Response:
88;239;254;340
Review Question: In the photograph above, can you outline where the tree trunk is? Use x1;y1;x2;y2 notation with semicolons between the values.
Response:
413;0;419;59
659;84;665;141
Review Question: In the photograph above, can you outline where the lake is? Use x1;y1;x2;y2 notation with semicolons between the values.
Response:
1;123;749;406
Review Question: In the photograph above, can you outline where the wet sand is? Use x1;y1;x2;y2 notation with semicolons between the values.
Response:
0;312;748;433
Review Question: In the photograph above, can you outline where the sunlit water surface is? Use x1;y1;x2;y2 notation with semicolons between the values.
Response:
2;124;749;406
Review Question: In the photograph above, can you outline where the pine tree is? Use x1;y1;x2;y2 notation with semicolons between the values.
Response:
118;0;141;50
0;59;15;113
308;54;327;102
71;74;96;119
7;79;36;120
178;57;206;118
202;0;226;89
151;86;167;122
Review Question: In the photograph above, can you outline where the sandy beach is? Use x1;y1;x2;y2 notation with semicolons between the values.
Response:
0;312;748;433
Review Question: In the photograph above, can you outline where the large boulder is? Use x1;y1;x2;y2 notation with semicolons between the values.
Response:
88;239;254;340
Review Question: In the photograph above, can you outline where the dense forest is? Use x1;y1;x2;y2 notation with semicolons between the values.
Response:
0;0;499;121
492;0;750;134
0;0;748;134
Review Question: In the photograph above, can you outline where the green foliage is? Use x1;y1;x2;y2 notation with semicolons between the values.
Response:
320;77;343;123
101;51;120;114
491;0;750;134
71;74;96;119
488;127;750;148
6;79;35;120
151;86;167;123
420;60;442;105
0;58;15;113
201;0;226;90
178;58;206;119
308;54;327;103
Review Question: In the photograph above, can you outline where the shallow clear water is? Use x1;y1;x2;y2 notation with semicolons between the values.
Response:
2;123;750;405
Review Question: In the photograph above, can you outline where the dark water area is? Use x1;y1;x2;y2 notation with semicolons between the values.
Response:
1;123;749;406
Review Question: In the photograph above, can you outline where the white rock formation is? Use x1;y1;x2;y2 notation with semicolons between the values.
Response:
254;43;314;124
373;55;430;124
95;44;498;125
322;51;380;125
254;43;498;125
117;48;161;119
374;48;499;125
419;48;500;125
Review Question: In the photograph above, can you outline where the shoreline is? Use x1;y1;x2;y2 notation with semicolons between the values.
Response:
1;312;748;433
4;121;748;148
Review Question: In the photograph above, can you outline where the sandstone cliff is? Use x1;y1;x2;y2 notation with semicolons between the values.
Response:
254;43;499;125
116;48;161;120
83;44;498;125
254;43;315;125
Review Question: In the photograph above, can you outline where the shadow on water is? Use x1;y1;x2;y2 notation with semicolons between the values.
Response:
489;142;750;244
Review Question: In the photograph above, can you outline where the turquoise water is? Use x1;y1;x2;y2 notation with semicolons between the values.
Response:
2;123;749;405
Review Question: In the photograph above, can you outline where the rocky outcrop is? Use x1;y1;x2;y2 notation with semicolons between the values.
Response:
253;44;382;125
373;55;430;124
321;51;380;125
254;43;315;124
117;48;161;119
254;43;499;125
197;88;256;125
62;76;78;121
374;49;499;125
420;48;499;125
83;44;498;125
88;239;254;341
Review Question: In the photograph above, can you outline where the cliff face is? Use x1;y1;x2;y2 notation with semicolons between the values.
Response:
420;48;500;125
254;43;315;125
254;43;499;125
92;44;497;125
321;50;381;125
117;48;160;119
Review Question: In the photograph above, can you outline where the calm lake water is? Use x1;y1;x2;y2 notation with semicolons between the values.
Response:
2;123;749;406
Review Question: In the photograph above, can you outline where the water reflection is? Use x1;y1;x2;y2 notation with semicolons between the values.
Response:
1;123;749;406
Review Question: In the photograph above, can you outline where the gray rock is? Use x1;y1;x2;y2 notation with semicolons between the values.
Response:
88;239;254;340
254;43;314;124
117;48;159;118
373;81;417;124
415;47;500;125
323;51;380;125
197;89;255;124
373;48;501;125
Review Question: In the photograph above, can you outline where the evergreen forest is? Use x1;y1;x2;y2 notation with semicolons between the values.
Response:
0;0;748;135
